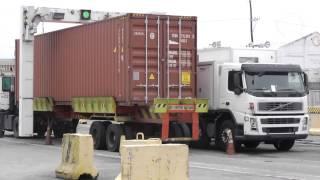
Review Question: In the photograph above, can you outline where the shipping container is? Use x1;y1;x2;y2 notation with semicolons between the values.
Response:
9;13;205;151
22;13;197;106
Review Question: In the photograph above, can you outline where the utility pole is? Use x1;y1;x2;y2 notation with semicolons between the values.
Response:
249;0;254;44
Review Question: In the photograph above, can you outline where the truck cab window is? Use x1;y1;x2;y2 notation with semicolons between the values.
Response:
228;71;243;91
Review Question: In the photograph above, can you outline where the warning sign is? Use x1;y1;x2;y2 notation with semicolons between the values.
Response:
149;73;155;80
181;71;191;85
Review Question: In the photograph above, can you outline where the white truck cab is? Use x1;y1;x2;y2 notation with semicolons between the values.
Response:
197;62;309;151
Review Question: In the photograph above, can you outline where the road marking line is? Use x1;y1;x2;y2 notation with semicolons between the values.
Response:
190;163;299;180
190;161;320;180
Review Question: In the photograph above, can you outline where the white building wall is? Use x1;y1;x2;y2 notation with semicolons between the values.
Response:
198;47;276;63
277;32;320;83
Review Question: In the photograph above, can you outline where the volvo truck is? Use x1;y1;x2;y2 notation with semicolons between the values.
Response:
196;62;309;151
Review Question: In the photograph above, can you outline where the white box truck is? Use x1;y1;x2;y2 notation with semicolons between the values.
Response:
195;48;309;151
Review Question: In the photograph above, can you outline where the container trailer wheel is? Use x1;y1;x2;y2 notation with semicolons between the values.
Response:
53;129;64;138
180;123;191;137
106;124;123;152
190;120;210;149
170;123;183;138
13;116;19;138
273;140;295;151
89;121;107;150
37;129;46;138
123;125;134;140
0;130;4;138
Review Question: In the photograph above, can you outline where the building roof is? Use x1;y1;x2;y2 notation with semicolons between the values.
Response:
279;32;320;48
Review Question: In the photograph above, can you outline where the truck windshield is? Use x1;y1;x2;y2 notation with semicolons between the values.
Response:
245;71;306;97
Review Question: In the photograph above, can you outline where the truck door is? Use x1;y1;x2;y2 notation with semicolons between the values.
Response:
219;68;247;124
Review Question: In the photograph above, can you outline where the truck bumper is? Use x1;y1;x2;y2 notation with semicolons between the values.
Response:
236;114;309;141
236;134;308;141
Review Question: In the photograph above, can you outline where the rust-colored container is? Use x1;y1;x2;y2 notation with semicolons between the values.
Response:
18;13;197;106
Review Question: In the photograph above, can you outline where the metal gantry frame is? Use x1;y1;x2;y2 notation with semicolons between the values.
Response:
19;6;122;137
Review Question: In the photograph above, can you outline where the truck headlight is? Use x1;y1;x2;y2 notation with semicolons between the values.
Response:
250;118;257;130
302;117;308;131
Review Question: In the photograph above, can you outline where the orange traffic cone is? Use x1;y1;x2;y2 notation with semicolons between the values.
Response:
226;129;235;155
45;119;53;145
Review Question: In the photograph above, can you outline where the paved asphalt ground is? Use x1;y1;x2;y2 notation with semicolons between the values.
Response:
0;134;320;180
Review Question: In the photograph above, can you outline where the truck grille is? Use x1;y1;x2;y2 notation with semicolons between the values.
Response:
258;102;303;111
261;118;300;124
262;127;298;133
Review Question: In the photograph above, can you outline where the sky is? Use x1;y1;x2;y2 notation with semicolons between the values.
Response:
1;0;320;58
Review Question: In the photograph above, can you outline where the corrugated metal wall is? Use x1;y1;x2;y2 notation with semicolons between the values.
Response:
309;90;320;106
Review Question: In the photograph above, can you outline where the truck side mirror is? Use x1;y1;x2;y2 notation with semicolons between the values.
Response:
233;72;243;95
303;72;309;94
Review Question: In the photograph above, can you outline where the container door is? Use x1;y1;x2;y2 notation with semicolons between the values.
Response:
130;15;163;104
163;17;197;99
130;15;196;104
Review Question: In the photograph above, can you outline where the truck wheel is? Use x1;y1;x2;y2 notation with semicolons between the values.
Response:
89;121;107;150
123;125;134;140
180;123;191;137
37;129;46;138
274;140;295;151
0;130;4;138
170;123;183;137
13;117;19;138
190;121;210;149
53;129;63;138
106;124;123;152
243;141;260;149
216;120;240;151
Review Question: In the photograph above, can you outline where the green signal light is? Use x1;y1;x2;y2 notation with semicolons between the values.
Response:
83;11;90;18
80;10;91;20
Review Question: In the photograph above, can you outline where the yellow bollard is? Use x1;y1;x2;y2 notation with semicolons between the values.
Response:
55;134;98;180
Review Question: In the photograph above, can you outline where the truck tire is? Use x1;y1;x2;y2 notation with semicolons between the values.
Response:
216;120;240;151
274;140;295;151
0;130;4;138
243;141;260;149
170;123;183;137
180;123;191;137
37;129;46;138
190;121;210;149
106;124;123;152
13;117;19;138
53;129;63;138
89;121;107;150
123;125;134;140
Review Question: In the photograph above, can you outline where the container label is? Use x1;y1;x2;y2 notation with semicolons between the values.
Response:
133;71;140;80
150;32;155;40
181;71;191;85
149;73;155;80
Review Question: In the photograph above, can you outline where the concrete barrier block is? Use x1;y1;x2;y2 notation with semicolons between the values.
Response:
309;114;320;136
119;144;189;180
119;133;162;155
55;133;98;180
